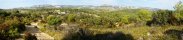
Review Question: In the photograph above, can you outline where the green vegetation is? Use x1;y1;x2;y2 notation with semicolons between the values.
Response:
0;1;183;40
46;15;61;25
0;16;26;39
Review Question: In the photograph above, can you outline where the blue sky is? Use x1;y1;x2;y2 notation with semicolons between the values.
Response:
0;0;182;9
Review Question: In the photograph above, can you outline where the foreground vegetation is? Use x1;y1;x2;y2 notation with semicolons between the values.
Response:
0;1;183;40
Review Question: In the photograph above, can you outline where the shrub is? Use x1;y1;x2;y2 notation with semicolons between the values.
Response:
0;23;24;39
146;10;176;26
0;17;26;39
66;14;76;22
0;10;10;17
137;9;152;22
63;28;93;40
46;15;61;25
62;28;134;40
163;29;183;40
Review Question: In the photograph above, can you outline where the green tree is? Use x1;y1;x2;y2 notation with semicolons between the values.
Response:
174;1;183;20
137;9;152;22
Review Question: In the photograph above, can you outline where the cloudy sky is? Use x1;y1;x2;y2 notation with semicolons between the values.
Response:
0;0;182;9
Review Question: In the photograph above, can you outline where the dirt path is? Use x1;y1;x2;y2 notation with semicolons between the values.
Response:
26;24;54;40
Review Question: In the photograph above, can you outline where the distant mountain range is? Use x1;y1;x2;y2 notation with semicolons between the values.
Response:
13;4;160;11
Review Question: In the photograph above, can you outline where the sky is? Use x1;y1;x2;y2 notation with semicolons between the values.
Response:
0;0;182;9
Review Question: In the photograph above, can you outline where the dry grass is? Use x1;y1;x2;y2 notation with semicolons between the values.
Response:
89;26;183;40
38;22;183;40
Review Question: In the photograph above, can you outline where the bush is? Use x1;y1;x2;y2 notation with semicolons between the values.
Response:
0;10;10;17
62;28;134;40
66;14;77;22
163;29;183;40
137;9;152;22
0;17;26;39
146;10;176;26
46;15;61;25
0;23;23;39
0;24;10;40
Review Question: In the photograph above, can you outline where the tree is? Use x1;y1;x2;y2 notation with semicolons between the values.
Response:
174;1;183;20
137;9;152;22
